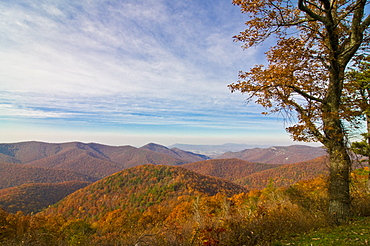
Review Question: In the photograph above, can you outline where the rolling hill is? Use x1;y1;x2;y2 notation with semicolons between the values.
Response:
236;155;330;190
0;181;91;214
41;164;248;222
182;158;282;182
217;145;327;164
0;162;96;189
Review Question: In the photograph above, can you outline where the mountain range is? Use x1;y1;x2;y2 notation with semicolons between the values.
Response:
0;141;329;214
0;141;208;179
218;145;327;164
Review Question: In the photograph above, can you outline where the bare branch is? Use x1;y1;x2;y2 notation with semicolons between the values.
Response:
286;85;325;103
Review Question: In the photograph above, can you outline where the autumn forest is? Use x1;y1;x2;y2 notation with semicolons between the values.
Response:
0;141;369;245
1;0;370;244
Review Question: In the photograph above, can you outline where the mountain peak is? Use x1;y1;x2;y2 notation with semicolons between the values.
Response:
140;143;169;151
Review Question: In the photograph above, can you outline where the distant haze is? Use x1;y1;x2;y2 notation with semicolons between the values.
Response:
169;143;271;157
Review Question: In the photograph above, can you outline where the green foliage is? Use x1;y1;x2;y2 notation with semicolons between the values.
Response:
277;217;370;245
60;219;95;246
351;133;370;160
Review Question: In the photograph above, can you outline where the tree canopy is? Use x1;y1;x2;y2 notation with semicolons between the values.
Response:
230;0;369;143
230;0;370;224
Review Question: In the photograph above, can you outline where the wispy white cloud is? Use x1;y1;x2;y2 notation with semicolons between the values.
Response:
0;103;80;119
0;0;296;145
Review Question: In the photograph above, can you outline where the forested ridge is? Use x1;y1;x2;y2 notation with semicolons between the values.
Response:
0;162;96;189
0;141;209;179
236;155;330;189
0;181;91;214
218;145;327;164
40;165;248;222
0;163;369;245
2;141;358;245
0;142;330;216
182;158;283;182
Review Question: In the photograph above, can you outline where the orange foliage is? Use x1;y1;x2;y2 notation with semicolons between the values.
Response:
2;166;370;245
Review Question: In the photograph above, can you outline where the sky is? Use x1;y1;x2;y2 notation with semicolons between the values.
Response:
0;0;307;147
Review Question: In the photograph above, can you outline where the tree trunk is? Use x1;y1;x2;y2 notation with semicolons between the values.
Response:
322;55;352;224
323;111;352;224
367;113;370;165
327;143;351;225
323;81;351;223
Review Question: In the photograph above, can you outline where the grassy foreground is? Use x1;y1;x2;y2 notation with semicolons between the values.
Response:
276;216;370;245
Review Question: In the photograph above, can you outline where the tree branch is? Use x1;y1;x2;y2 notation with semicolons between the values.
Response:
283;84;324;103
340;1;369;65
284;94;326;142
298;0;327;23
360;14;370;32
318;0;331;11
278;18;316;27
309;0;326;12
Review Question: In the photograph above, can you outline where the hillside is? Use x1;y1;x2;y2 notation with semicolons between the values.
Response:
0;162;96;189
2;166;370;245
24;149;124;178
0;141;67;163
0;141;209;178
236;155;330;189
217;145;327;164
141;143;209;162
41;164;248;222
0;181;91;214
182;158;282;182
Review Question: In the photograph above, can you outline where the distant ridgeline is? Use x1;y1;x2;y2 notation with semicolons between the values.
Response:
0;141;343;245
0;141;328;215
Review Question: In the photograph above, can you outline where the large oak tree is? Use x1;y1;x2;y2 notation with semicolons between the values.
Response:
229;0;370;224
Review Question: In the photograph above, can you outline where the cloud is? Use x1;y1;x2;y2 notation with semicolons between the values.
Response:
0;102;80;119
0;0;294;145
